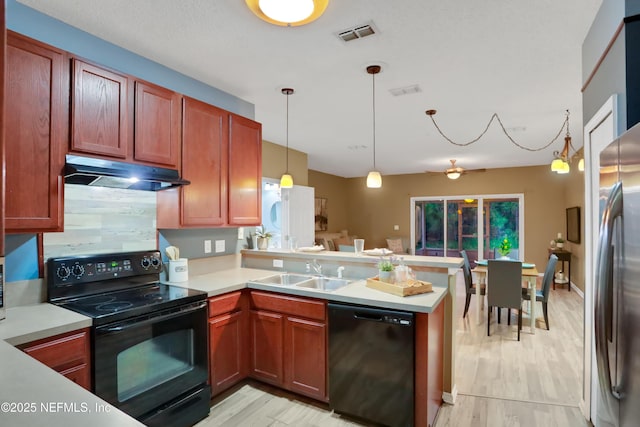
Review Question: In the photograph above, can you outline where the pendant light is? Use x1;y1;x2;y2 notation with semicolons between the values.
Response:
280;88;294;189
366;65;382;188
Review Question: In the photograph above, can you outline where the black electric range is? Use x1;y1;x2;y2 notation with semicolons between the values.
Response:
47;250;210;427
47;250;206;325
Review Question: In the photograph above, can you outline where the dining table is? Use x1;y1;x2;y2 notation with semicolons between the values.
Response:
472;261;540;334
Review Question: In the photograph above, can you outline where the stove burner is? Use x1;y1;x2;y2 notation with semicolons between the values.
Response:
97;302;134;312
81;296;116;306
144;292;163;300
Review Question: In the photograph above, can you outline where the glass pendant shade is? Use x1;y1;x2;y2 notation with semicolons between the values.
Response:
446;171;461;180
551;158;564;172
367;171;382;188
578;158;585;172
280;173;294;188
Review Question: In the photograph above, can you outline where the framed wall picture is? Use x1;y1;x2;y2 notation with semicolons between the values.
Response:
566;206;581;244
315;198;328;231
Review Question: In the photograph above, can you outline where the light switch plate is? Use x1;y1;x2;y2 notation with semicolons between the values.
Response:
238;227;244;240
215;240;225;253
394;225;400;231
273;259;284;268
204;240;212;253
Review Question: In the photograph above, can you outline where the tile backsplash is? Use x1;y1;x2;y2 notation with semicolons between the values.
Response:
43;184;157;260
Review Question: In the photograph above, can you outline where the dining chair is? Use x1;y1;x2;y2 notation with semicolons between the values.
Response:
487;259;523;340
460;250;485;318
522;254;558;330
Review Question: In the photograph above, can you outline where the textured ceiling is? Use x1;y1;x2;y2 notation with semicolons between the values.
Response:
19;0;602;177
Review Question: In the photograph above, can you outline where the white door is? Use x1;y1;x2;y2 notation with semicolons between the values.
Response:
583;95;618;423
281;185;315;248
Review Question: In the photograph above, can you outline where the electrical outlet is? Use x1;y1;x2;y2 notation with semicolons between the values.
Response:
394;225;400;231
273;259;284;268
204;240;212;254
215;240;225;253
238;227;244;240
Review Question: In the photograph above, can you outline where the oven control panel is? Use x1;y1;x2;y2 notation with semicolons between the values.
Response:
48;250;163;287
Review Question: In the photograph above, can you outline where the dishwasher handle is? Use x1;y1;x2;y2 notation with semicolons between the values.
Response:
354;312;384;322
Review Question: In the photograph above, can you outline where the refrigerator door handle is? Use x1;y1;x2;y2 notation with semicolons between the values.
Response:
595;180;623;406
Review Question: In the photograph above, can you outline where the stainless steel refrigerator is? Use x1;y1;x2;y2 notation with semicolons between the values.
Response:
595;122;640;427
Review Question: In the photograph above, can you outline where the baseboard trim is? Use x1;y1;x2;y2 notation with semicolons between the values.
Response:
443;385;458;404
571;282;584;298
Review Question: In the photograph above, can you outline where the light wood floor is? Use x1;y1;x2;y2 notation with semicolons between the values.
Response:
197;273;588;426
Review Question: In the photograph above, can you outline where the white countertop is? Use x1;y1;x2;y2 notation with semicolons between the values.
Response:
0;304;144;426
0;264;449;426
172;267;448;313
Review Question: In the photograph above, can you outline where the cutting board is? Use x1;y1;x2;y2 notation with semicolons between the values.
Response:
366;277;433;297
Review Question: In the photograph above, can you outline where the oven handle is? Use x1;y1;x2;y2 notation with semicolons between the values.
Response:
96;300;207;334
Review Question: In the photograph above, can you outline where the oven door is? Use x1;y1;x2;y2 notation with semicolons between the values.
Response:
94;300;208;419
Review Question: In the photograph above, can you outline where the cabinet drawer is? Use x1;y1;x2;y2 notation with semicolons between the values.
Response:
249;291;326;321
209;291;245;318
60;363;91;390
20;329;90;372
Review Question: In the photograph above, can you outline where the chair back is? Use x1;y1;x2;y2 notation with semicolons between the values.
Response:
487;259;522;310
460;250;472;293
541;254;558;302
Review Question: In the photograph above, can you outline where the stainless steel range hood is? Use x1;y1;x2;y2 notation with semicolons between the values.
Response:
64;155;190;191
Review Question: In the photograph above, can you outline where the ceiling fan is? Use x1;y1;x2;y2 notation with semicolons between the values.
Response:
428;160;486;180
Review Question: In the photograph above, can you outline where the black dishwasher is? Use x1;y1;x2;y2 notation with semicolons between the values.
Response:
328;302;414;427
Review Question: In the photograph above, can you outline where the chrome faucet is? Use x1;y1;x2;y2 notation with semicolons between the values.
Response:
337;266;345;279
310;259;323;275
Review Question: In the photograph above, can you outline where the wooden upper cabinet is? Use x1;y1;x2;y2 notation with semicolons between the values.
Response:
228;114;262;226
134;81;181;168
181;97;228;226
5;32;67;232
71;58;129;159
0;2;6;254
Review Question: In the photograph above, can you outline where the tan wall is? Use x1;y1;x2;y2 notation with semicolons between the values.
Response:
309;166;578;272
262;140;308;186
561;162;586;291
307;170;349;233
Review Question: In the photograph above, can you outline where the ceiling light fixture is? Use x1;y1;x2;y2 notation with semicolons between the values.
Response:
550;110;576;174
425;109;578;173
280;88;294;189
366;65;382;188
245;0;328;27
445;160;463;180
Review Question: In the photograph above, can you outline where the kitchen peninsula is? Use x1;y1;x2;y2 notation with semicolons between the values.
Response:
240;249;462;426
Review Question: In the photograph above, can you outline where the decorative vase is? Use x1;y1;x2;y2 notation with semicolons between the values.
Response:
378;270;393;283
499;255;510;260
557;242;564;249
257;237;270;250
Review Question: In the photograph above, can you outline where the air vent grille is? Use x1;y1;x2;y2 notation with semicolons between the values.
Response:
337;23;377;42
389;85;422;96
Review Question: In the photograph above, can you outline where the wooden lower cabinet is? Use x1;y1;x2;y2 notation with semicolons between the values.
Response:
208;291;248;396
249;310;283;386
18;328;91;390
249;291;327;401
283;316;326;400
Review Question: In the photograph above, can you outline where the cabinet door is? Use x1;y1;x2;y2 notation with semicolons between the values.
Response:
228;114;261;225
181;97;228;226
71;58;129;159
19;329;91;390
284;316;326;400
249;310;283;386
209;310;247;395
134;81;181;168
5;32;66;232
0;1;5;254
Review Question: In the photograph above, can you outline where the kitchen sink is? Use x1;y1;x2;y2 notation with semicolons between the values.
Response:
296;276;351;292
253;273;314;286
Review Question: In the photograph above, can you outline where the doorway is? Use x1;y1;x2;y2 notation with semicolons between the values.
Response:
411;195;524;263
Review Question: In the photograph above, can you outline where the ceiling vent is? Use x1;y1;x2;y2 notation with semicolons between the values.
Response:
389;85;422;96
337;23;377;42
